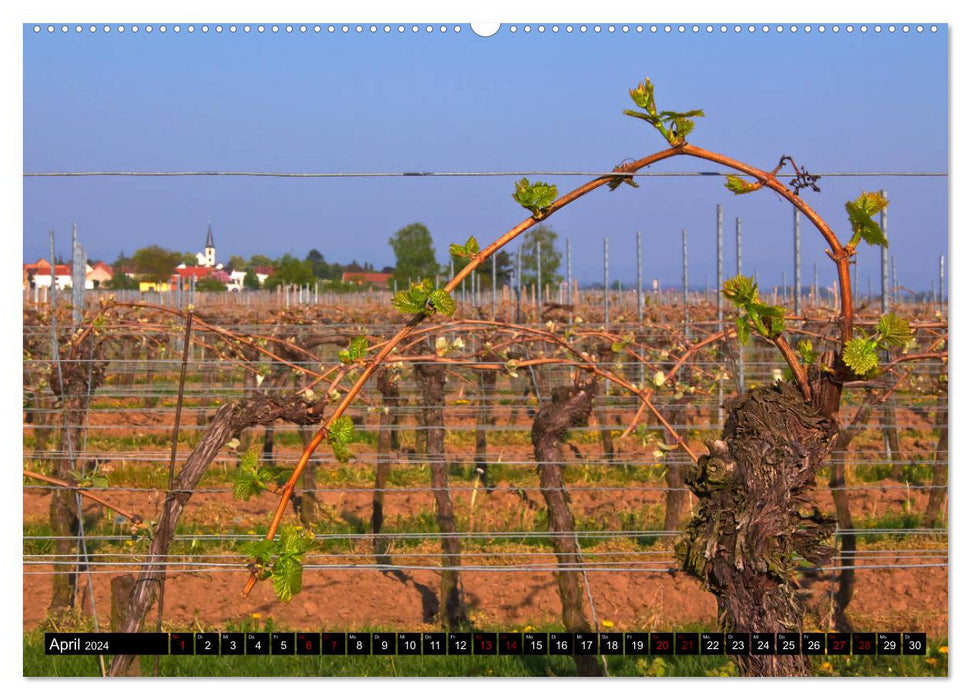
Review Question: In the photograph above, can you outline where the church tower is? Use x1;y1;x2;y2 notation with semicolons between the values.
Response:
199;223;216;267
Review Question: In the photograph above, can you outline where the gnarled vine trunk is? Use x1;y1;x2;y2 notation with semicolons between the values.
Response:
677;381;838;677
414;356;468;629
109;392;333;676
922;379;948;527
474;359;498;488
531;379;604;677
47;345;108;618
372;366;402;560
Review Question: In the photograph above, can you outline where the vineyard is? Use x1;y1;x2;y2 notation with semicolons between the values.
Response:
21;69;951;679
23;289;948;677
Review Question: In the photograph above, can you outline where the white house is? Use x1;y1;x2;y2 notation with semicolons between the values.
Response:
25;260;74;290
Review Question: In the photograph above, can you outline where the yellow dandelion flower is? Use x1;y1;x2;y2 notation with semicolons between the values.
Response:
602;620;614;629
820;662;833;672
926;657;938;667
939;646;948;654
251;613;262;619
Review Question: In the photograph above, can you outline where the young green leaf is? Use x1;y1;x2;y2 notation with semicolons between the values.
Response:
339;335;369;364
328;415;355;445
735;317;751;346
842;336;880;377
875;312;913;348
392;281;433;315
233;467;266;501
724;175;761;195
611;333;634;354
279;525;314;556
845;191;889;248
463;235;480;257
332;441;353;464
796;339;819;366
271;555;304;603
750;302;787;338
513;178;558;216
723;275;759;307
624;79;704;145
239;539;278;564
670;114;696;142
607;173;639;191
428;289;457;316
628;78;658;114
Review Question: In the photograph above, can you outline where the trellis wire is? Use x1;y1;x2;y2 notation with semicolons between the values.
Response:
24;170;949;178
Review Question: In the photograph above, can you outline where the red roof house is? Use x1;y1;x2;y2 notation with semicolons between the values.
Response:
341;271;393;287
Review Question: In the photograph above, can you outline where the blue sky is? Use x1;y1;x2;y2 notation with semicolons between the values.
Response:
23;23;947;291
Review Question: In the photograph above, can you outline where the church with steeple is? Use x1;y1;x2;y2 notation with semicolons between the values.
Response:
195;223;217;267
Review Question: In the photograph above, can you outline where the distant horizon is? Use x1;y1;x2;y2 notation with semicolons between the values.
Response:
24;23;947;292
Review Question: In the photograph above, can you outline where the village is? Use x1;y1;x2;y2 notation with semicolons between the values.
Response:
22;223;395;293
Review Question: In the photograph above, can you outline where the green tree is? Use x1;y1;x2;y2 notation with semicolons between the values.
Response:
181;251;198;266
106;271;138;290
518;225;562;289
195;277;227;292
112;250;133;270
264;255;315;289
389;223;438;288
228;255;248;271
305;249;341;280
132;245;182;284
243;269;261;290
248;254;274;269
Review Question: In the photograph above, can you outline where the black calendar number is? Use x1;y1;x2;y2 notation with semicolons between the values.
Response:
549;633;573;655
371;633;395;655
726;633;750;655
397;633;421;656
424;633;447;656
170;633;193;655
321;633;346;655
297;633;320;655
499;633;522;655
524;632;548;655
651;633;674;655
776;633;800;655
195;633;219;656
853;633;876;656
271;633;294;655
751;633;774;655
220;633;244;656
802;633;825;656
625;633;650;655
676;632;699;655
877;633;901;655
599;633;623;655
827;633;851;656
700;633;724;656
246;633;269;656
448;632;472;656
474;633;498;655
347;632;370;656
574;633;598;655
903;633;926;656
